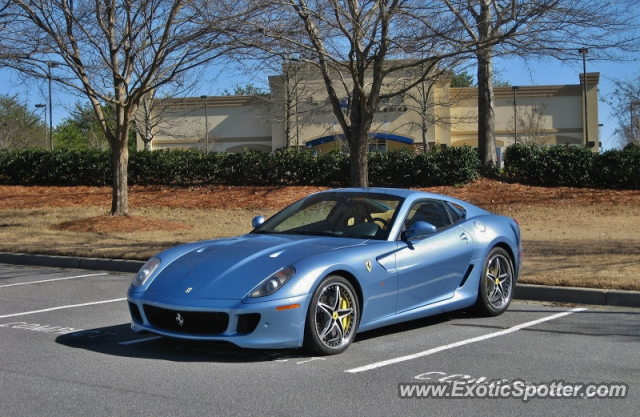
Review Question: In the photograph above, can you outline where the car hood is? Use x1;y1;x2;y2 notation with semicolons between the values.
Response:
146;234;365;300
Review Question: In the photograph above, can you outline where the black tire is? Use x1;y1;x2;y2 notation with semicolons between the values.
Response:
475;247;514;316
304;275;359;355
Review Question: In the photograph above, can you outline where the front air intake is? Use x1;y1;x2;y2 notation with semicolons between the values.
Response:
236;313;261;335
143;304;229;335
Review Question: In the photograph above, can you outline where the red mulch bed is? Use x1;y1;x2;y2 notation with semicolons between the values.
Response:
2;179;640;233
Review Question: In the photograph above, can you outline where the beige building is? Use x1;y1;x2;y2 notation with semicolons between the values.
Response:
139;66;600;161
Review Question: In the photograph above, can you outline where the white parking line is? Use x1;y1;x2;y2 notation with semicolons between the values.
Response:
345;308;587;374
0;273;107;288
0;298;127;319
119;336;162;345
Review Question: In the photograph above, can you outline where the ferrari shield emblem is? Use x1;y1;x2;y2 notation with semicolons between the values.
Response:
185;287;192;293
365;260;372;272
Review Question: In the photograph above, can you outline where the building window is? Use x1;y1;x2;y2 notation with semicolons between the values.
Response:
368;138;387;153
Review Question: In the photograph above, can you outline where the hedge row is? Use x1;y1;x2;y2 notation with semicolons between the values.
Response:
368;145;480;187
0;146;480;187
0;149;112;186
503;144;640;189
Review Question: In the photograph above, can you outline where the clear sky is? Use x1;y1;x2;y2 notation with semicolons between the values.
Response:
1;54;638;151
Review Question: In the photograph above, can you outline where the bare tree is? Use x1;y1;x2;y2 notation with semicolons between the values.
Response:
141;95;239;151
261;60;329;150
277;61;311;150
3;0;239;215
131;52;208;151
231;0;472;186
603;74;640;147
509;101;551;146
196;130;224;153
399;66;444;153
439;0;640;173
400;66;478;152
135;90;158;151
135;90;200;151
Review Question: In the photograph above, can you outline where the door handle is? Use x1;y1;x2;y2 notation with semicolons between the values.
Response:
460;233;469;242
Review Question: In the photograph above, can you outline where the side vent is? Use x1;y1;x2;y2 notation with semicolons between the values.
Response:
458;265;474;288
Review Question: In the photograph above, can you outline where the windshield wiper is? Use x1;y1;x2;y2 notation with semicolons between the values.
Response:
283;230;341;237
253;230;342;237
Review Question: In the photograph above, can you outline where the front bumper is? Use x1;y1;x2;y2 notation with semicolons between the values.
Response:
127;290;310;349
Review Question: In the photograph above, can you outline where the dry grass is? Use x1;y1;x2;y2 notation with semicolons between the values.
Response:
0;180;639;291
495;205;640;291
0;206;277;260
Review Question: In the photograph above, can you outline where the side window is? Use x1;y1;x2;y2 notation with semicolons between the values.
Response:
405;200;454;231
446;202;466;223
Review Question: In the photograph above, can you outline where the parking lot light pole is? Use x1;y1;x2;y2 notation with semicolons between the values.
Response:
200;95;209;152
35;104;47;147
47;62;59;150
578;48;588;147
512;86;519;144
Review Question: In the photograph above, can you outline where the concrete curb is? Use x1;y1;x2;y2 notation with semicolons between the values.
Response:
514;284;640;308
0;252;144;273
1;252;638;308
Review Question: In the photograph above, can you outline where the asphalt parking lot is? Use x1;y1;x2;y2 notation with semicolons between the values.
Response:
1;264;638;417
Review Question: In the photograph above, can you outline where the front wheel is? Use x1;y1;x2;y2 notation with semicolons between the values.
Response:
475;247;514;316
304;275;359;355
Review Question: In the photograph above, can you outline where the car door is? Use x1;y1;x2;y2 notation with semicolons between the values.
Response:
394;199;475;313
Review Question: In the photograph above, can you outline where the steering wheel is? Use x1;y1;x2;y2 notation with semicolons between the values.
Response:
371;217;390;229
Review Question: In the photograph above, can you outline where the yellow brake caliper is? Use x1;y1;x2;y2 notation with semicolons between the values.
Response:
340;295;351;330
488;262;498;288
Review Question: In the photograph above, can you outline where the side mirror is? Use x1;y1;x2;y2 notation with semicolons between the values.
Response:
251;215;265;228
401;221;437;241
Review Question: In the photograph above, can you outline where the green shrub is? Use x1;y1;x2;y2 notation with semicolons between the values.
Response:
504;144;640;189
503;144;596;187
0;148;111;185
594;146;640;189
368;148;416;187
1;146;481;187
368;146;480;187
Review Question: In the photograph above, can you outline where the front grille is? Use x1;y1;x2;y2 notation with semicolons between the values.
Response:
143;304;229;335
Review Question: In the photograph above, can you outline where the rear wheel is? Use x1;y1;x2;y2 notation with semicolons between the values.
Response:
304;275;359;355
475;247;514;316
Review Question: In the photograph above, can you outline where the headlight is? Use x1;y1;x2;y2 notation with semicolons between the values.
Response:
249;266;296;298
132;257;161;287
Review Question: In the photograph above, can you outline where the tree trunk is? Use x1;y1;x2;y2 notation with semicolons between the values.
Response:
348;131;369;187
347;94;373;187
111;137;129;216
477;45;497;174
421;118;429;153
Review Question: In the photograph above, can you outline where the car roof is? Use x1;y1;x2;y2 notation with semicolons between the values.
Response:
312;187;490;218
314;187;449;200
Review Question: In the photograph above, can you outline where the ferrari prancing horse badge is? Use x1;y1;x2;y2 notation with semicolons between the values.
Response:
365;260;372;272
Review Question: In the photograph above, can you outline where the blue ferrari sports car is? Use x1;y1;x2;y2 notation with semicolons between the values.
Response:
128;188;523;355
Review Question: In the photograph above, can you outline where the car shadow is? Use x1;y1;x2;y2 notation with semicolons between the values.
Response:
63;305;603;362
353;310;470;343
55;311;471;362
55;324;308;363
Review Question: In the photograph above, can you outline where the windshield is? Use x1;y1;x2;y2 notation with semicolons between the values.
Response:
252;192;404;240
